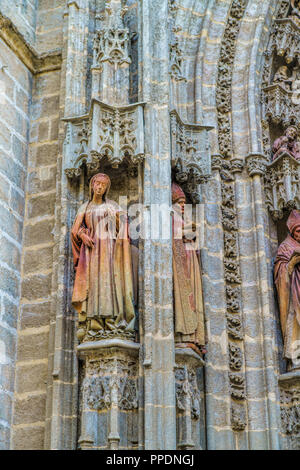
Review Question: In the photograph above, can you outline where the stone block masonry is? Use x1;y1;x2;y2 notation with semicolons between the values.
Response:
0;38;32;450
11;67;61;450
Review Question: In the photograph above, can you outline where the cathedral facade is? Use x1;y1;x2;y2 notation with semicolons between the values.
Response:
0;0;300;450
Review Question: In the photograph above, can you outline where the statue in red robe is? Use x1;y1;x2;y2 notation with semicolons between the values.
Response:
274;210;300;369
172;183;206;356
71;173;136;342
272;126;300;161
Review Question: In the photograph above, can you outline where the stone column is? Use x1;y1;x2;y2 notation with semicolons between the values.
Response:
245;153;281;450
139;0;176;450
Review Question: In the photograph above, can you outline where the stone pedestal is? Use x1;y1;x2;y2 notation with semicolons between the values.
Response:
77;339;140;450
279;370;300;450
175;348;205;450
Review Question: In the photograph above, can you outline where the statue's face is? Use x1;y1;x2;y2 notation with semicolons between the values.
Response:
176;197;186;214
286;127;297;140
293;226;300;243
93;177;108;197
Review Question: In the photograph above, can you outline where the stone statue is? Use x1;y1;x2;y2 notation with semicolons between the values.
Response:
71;173;136;341
290;0;300;26
273;66;292;91
274;210;300;370
272;126;300;161
172;183;206;356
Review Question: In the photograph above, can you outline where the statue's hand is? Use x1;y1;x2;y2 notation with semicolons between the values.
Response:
80;232;94;248
288;255;300;275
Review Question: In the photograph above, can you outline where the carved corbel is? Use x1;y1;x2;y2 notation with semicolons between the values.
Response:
78;339;139;450
279;371;300;450
246;153;268;177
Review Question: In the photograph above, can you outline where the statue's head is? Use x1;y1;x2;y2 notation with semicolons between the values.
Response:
287;210;300;243
276;65;289;77
172;182;186;214
285;125;298;140
89;173;111;200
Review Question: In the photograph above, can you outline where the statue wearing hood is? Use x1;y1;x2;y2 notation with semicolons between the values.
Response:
71;173;136;342
274;210;300;369
172;183;206;356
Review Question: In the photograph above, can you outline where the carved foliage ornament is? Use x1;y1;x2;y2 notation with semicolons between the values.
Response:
215;0;248;431
216;0;247;158
83;357;138;411
220;156;247;431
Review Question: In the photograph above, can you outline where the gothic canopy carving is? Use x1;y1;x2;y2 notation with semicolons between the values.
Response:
265;152;300;220
170;110;213;203
64;99;145;178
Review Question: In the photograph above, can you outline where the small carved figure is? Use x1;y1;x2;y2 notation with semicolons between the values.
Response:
172;183;206;356
290;0;300;27
274;210;300;370
71;173;137;341
272;126;300;161
273;66;292;91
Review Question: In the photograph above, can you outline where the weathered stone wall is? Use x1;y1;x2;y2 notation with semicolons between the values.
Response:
0;0;37;44
36;0;64;54
0;39;32;449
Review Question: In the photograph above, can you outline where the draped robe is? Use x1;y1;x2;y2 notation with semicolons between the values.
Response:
71;199;135;327
274;234;300;363
172;207;205;346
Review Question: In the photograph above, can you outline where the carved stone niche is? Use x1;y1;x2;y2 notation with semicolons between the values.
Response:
262;84;300;128
175;348;205;450
77;339;139;450
279;370;300;450
63;99;145;179
270;19;300;64
264;152;300;220
170;110;213;204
